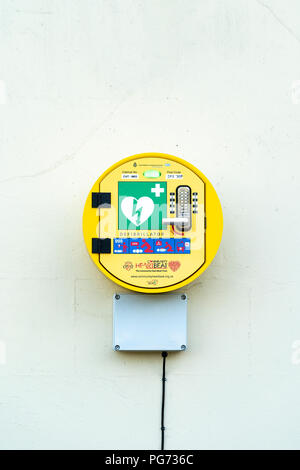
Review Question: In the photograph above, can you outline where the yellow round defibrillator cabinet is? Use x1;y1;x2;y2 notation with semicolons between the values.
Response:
83;153;223;293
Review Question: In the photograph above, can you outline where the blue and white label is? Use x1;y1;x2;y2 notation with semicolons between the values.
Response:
113;238;129;254
129;238;154;254
174;238;190;254
113;238;191;254
153;239;175;253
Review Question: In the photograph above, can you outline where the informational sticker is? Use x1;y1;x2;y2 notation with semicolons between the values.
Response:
166;173;183;179
129;238;154;254
153;239;175;253
113;238;129;254
174;238;190;254
122;172;139;179
118;181;167;230
113;238;191;254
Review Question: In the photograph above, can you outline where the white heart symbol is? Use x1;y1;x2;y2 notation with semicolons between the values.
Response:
121;196;154;226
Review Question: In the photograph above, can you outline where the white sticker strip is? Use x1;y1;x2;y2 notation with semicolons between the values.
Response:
166;173;183;179
122;173;139;179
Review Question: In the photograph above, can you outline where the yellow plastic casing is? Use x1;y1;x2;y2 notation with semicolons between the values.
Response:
82;153;223;293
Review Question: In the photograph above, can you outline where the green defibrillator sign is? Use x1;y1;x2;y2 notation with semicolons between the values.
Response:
118;181;167;230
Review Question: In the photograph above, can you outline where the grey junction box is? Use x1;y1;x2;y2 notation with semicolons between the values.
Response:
113;293;187;351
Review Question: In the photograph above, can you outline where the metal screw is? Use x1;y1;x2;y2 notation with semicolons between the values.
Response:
181;345;186;351
181;294;186;300
115;345;120;351
115;294;120;300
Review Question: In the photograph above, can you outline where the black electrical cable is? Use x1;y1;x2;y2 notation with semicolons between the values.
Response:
161;351;168;450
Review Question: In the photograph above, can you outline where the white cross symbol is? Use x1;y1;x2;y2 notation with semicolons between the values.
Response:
151;183;164;197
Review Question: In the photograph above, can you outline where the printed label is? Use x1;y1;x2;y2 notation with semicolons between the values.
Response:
122;173;139;179
129;238;154;254
114;238;129;254
174;239;190;254
114;238;190;254
154;239;175;253
166;173;183;179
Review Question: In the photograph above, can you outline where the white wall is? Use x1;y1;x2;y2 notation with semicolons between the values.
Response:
1;0;300;450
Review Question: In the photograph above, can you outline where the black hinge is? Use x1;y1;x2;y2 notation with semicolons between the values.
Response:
92;238;111;254
92;192;111;208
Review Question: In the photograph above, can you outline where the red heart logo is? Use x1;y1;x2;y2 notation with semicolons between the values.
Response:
168;261;181;272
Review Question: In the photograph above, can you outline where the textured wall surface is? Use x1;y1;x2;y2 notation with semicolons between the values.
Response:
0;0;300;450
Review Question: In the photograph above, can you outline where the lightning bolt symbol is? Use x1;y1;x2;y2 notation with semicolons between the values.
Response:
132;199;143;225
